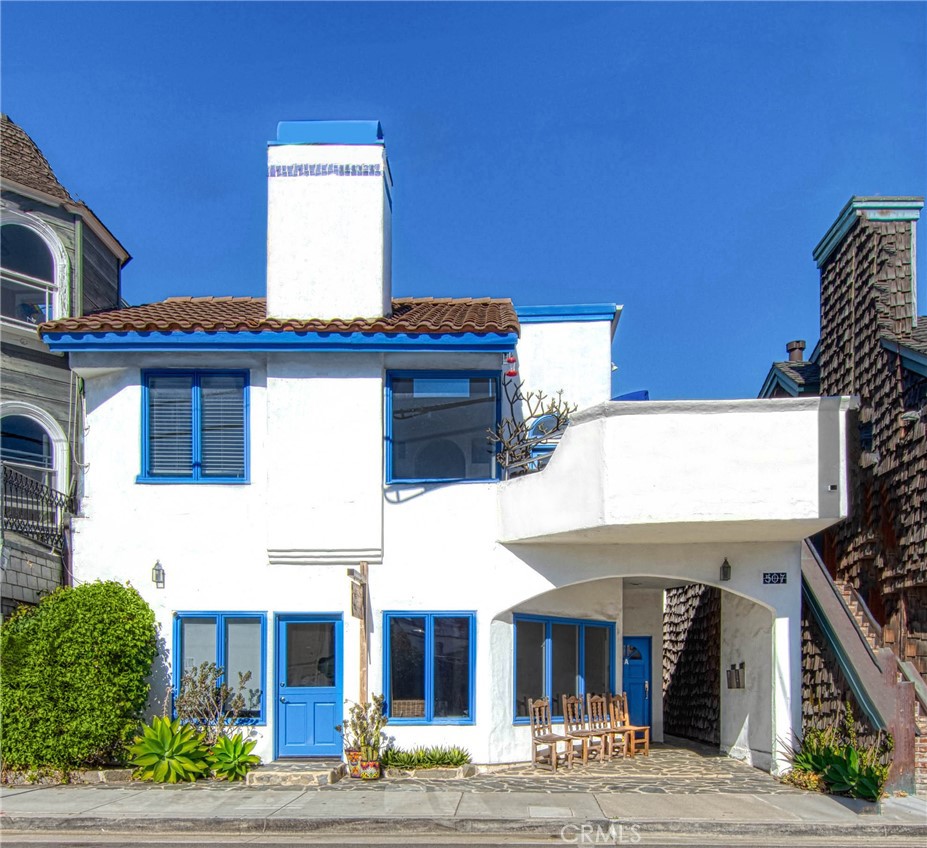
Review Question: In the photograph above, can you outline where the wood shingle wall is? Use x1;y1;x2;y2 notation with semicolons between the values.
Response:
818;216;927;674
662;583;721;745
801;597;881;749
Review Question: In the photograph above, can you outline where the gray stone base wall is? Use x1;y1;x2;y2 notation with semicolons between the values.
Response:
0;532;65;618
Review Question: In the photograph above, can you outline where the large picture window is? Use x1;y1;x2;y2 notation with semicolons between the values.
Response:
140;370;248;483
383;612;475;724
513;615;614;720
386;372;499;483
173;612;265;722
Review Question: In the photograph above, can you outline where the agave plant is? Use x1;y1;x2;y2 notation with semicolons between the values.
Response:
128;716;210;783
209;732;261;781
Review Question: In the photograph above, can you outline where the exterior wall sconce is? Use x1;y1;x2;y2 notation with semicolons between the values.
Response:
726;661;745;689
152;560;165;589
720;558;732;582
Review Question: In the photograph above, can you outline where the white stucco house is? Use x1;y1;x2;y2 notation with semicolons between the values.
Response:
39;121;855;772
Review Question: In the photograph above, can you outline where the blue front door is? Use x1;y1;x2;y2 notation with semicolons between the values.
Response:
276;616;342;758
623;636;651;728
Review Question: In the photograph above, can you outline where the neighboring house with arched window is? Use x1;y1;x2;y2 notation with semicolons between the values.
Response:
1;114;130;616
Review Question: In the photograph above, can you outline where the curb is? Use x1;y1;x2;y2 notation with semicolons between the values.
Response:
2;815;927;838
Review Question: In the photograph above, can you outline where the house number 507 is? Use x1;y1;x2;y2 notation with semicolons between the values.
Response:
763;572;787;585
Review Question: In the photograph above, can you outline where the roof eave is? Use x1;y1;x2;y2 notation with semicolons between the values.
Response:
40;329;519;354
1;176;131;265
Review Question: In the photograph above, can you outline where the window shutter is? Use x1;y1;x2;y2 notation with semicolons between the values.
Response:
148;375;193;476
200;374;246;478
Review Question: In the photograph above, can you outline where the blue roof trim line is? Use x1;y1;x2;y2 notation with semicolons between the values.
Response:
516;303;620;323
271;120;384;146
813;197;923;268
42;330;517;353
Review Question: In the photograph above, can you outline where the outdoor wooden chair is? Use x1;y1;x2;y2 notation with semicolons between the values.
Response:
561;694;608;765
609;693;650;757
528;697;573;771
587;693;625;759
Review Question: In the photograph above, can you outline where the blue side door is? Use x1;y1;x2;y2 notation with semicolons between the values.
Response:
276;615;342;758
623;636;651;728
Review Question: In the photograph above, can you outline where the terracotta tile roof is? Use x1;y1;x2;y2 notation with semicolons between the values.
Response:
771;360;821;388
1;114;74;202
39;296;520;336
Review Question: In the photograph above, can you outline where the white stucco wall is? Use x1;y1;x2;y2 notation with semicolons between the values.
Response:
500;397;855;545
67;341;808;768
621;587;665;743
516;318;615;411
266;142;392;320
720;592;774;771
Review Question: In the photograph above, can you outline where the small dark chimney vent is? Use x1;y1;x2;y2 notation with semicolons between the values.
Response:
786;340;806;362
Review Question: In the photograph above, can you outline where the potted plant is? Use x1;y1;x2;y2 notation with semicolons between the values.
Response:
337;694;387;779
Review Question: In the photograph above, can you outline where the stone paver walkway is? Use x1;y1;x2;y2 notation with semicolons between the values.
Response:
324;738;796;794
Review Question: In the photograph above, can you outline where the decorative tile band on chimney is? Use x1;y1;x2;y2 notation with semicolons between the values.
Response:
266;120;393;322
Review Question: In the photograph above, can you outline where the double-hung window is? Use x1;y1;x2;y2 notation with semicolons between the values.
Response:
386;372;499;483
140;370;248;483
383;612;475;724
173;612;265;722
513;614;615;721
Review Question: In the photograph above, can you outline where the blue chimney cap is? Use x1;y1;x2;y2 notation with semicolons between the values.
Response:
272;120;384;146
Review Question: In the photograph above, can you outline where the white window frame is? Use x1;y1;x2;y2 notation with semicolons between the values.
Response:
0;401;69;494
0;206;71;329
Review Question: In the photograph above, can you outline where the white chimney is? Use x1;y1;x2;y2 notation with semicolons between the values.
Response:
266;121;392;320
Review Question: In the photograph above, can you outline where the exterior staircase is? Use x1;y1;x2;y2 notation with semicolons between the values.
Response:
835;580;882;655
826;569;927;795
801;541;924;794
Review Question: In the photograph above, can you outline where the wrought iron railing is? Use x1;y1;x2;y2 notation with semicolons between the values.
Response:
1;464;74;550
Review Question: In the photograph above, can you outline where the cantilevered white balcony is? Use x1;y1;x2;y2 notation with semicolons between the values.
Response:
498;397;855;545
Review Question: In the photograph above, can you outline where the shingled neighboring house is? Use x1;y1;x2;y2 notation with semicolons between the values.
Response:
0;114;130;615
760;197;926;674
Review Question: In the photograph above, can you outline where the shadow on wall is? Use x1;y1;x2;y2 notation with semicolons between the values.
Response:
146;628;172;719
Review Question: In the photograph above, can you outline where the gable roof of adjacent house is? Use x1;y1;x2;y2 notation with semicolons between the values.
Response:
758;359;821;398
39;295;520;336
1;114;131;264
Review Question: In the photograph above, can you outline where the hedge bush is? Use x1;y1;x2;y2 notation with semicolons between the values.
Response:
0;580;158;769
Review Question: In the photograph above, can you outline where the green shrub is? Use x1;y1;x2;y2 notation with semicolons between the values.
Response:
128;716;210;783
209;732;260;781
788;703;893;802
381;744;471;769
0;581;157;770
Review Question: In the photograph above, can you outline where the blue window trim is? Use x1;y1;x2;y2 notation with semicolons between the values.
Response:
512;613;616;725
172;611;267;725
385;370;501;485
138;369;250;484
382;611;476;726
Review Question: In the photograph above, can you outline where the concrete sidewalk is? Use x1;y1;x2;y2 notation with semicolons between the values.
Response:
1;782;925;840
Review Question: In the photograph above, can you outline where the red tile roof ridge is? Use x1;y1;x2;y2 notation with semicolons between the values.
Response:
40;295;520;336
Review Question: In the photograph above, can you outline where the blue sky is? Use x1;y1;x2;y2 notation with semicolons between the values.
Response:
2;2;924;400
